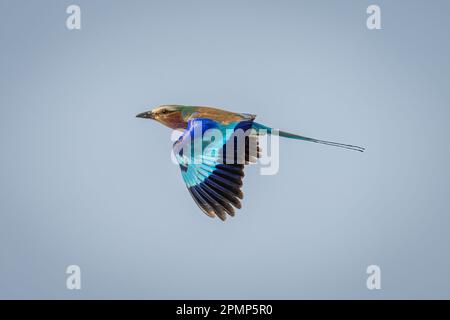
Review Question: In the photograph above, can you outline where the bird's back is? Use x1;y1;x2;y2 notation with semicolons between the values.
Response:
187;106;256;125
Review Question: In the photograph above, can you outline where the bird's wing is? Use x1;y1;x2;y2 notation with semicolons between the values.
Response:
173;118;260;221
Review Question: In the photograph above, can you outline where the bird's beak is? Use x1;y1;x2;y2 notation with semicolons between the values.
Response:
136;111;155;119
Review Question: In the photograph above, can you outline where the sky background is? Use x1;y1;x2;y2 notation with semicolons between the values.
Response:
1;0;449;299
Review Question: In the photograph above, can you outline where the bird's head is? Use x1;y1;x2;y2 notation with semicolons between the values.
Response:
136;105;190;130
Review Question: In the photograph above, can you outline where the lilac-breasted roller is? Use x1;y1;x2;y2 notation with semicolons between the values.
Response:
137;105;364;221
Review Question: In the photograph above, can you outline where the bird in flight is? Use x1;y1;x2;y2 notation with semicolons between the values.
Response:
137;105;364;221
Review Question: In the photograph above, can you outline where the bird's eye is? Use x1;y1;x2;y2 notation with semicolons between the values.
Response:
161;109;168;114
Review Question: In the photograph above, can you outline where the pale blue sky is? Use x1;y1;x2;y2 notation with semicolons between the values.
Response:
0;0;449;298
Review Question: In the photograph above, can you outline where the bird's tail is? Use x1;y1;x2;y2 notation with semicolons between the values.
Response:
252;122;365;152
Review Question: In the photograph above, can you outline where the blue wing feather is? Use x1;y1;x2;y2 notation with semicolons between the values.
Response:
173;118;258;220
